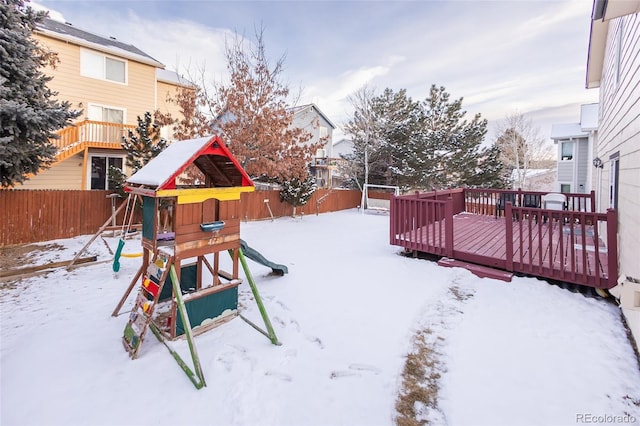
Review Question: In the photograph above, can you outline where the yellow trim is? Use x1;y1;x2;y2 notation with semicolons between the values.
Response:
156;186;255;204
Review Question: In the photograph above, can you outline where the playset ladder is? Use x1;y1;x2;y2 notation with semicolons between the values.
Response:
122;253;172;359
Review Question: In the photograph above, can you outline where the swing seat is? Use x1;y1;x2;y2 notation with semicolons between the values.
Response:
112;238;126;272
200;221;225;232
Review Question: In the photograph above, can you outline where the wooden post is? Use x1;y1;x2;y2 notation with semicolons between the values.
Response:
389;194;395;245
606;208;618;288
112;263;144;316
505;202;514;272
237;248;280;345
590;190;596;213
68;199;128;269
445;199;454;258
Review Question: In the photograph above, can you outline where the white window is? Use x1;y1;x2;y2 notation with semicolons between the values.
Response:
89;155;124;190
81;49;127;84
87;104;124;123
561;141;574;161
609;154;619;209
85;104;126;144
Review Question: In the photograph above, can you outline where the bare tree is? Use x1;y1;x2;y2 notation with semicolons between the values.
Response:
494;113;553;189
343;85;380;190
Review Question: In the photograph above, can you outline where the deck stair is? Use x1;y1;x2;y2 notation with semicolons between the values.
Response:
437;258;513;282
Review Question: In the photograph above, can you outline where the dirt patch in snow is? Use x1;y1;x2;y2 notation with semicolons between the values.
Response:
395;284;474;426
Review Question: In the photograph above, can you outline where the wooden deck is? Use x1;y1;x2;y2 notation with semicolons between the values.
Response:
390;189;618;289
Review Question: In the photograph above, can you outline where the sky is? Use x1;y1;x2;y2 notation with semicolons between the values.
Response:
34;0;600;144
2;209;639;425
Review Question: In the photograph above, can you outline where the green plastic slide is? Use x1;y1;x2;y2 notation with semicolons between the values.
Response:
239;239;288;275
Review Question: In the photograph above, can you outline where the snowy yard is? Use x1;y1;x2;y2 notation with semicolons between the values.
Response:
1;209;639;426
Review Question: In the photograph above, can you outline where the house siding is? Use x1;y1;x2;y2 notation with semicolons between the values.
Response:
595;12;640;341
18;154;84;190
557;161;574;183
576;139;589;193
156;80;183;120
292;106;334;155
34;34;157;126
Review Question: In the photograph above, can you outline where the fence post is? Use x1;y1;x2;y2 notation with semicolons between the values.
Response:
590;190;596;213
505;202;514;272
445;199;454;258
606;208;618;288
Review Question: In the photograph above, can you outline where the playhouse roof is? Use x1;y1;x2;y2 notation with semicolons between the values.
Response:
127;135;253;191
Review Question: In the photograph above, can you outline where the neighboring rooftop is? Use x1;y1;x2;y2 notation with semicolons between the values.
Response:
550;103;599;140
289;104;336;129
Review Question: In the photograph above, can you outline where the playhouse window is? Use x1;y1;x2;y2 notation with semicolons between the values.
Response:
90;155;123;190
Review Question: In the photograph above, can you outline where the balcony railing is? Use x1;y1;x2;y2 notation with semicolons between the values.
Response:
52;120;136;162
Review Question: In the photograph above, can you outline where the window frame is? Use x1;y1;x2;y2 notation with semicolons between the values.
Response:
609;152;620;209
80;48;128;85
561;141;574;161
88;153;126;190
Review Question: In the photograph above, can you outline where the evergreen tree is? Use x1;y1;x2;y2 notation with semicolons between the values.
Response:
419;85;488;189
279;174;317;217
464;143;508;189
0;0;80;187
372;88;423;190
108;112;167;195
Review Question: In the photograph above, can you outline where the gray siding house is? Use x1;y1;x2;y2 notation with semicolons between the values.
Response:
586;0;640;344
550;103;598;196
290;104;337;188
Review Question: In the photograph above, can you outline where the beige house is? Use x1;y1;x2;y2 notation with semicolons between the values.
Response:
586;0;640;344
17;18;191;190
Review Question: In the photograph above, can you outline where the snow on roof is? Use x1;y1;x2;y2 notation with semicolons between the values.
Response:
127;136;212;187
36;18;164;68
550;123;587;140
580;103;599;131
156;69;194;88
510;168;554;180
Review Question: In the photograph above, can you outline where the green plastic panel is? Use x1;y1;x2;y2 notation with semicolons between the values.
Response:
159;264;197;302
175;286;238;336
142;196;155;240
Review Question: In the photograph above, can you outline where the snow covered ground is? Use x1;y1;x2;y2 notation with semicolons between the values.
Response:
1;209;639;426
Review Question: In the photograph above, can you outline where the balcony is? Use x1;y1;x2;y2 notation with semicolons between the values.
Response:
52;120;136;164
390;188;617;289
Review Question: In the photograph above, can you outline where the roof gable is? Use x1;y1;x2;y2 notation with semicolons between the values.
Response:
290;103;336;129
127;135;253;191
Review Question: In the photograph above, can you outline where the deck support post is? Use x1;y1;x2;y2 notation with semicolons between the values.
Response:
505;202;514;272
445;199;454;258
606;208;618;288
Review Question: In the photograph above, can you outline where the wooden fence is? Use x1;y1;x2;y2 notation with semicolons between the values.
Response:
0;189;365;246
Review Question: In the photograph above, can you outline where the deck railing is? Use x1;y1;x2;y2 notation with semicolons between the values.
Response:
390;189;465;257
51;120;136;162
504;203;618;288
390;188;618;289
463;188;596;216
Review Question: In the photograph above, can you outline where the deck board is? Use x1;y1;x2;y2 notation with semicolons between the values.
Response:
396;212;610;288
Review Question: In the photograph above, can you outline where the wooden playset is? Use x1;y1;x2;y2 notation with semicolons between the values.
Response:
111;135;280;389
